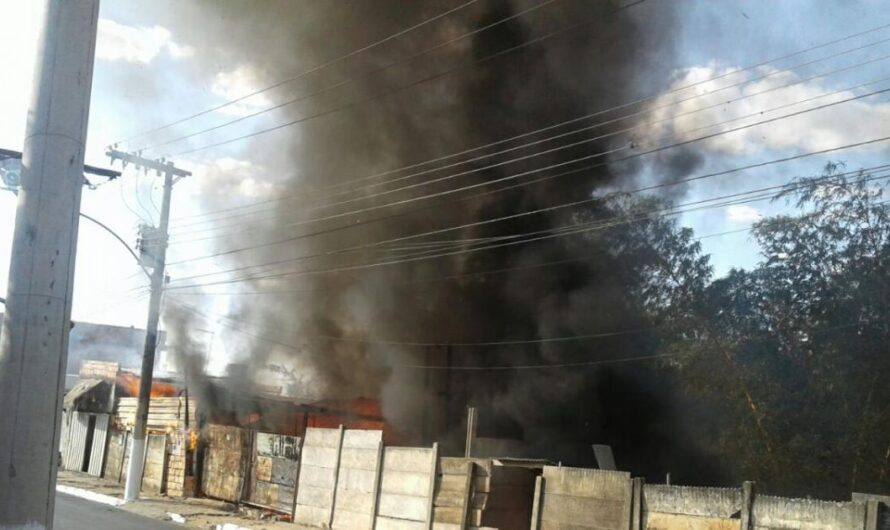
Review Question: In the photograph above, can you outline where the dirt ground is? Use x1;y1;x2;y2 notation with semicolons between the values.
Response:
56;471;311;530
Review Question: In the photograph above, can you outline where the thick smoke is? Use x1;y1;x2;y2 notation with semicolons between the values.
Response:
160;0;723;481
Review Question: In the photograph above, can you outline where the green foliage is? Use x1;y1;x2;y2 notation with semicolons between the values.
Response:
648;162;890;497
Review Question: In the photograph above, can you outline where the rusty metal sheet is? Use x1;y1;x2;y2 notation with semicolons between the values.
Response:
246;431;301;514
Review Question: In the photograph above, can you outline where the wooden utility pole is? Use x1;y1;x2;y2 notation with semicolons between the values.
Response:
0;1;100;528
106;149;190;502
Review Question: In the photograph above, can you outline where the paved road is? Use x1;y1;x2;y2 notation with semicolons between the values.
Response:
54;493;182;529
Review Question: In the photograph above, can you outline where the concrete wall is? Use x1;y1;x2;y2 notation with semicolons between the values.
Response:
142;433;168;494
375;445;438;530
533;466;633;530
332;429;384;530
103;428;128;483
752;494;866;530
294;427;344;527
642;484;741;530
166;431;188;497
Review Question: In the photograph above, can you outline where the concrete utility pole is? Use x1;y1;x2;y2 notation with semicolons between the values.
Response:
0;1;100;528
106;149;189;502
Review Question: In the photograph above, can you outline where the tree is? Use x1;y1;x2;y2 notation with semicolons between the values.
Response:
660;162;890;497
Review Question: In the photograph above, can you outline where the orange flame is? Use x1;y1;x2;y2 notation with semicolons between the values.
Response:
188;431;198;451
116;372;178;397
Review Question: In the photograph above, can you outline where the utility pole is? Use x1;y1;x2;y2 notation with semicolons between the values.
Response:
106;149;189;502
0;1;100;528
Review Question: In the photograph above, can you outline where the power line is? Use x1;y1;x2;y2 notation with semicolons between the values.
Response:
168;159;887;285
166;227;755;298
168;35;890;232
163;84;890;253
162;211;867;351
139;0;561;154
113;0;482;147
166;61;890;243
164;1;658;158
403;352;686;371
167;19;890;222
162;143;890;291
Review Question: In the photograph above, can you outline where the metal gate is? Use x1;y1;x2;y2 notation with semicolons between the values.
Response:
244;431;301;514
62;412;90;471
87;414;110;477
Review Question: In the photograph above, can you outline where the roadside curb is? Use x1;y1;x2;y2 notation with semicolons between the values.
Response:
56;484;125;507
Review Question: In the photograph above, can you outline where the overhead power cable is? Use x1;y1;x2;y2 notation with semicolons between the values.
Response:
161;84;890;251
139;0;562;154
113;0;482;147
166;227;755;298
167;60;890;241
162;205;887;352
162;138;890;291
162;1;681;158
168;34;890;230
165;160;890;286
167;18;890;223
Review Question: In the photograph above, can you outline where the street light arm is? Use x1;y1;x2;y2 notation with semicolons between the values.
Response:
78;212;151;280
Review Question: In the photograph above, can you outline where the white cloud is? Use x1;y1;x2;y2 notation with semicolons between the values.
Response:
726;204;762;224
96;19;193;64
642;64;890;157
211;65;272;117
190;157;276;200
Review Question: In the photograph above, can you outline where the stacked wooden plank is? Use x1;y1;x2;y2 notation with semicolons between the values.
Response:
115;396;195;431
434;457;477;529
78;360;119;380
433;457;536;530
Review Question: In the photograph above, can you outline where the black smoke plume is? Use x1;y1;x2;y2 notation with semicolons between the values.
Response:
159;0;722;483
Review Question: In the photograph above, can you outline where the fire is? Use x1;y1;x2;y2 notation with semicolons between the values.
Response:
188;431;198;451
116;372;178;397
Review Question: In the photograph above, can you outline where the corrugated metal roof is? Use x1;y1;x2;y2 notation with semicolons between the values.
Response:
63;378;104;409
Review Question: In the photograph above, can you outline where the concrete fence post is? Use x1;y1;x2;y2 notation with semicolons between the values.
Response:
459;461;474;530
426;442;440;529
530;475;544;530
328;425;346;528
865;500;879;530
290;435;306;518
741;481;756;530
631;478;644;530
369;439;384;530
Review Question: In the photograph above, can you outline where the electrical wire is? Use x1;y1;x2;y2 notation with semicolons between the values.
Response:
161;142;890;291
168;160;890;285
166;61;890;243
113;0;483;148
138;0;562;154
163;1;667;158
161;84;890;259
166;19;890;223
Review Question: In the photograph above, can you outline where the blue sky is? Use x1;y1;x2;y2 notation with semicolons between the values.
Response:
1;1;889;369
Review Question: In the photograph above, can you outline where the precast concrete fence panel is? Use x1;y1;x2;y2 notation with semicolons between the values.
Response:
752;495;867;530
332;429;384;530
642;484;741;530
532;466;633;530
375;444;439;530
294;427;345;527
